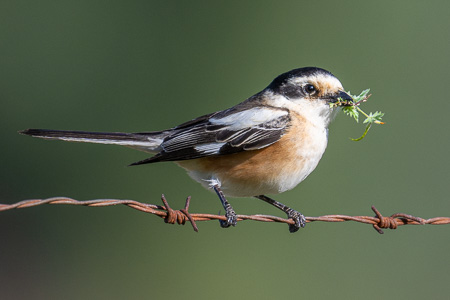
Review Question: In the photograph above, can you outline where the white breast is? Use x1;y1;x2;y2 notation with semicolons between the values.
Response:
275;126;328;193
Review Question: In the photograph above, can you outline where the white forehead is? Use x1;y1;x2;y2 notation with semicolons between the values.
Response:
289;73;344;91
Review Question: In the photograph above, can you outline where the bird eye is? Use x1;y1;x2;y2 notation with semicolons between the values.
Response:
304;84;316;94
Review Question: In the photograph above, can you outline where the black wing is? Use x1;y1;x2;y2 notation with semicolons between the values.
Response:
130;107;291;165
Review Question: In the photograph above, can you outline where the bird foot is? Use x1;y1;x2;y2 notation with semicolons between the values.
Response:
286;209;306;233
219;207;237;228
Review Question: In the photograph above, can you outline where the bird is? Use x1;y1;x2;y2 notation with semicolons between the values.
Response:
20;67;353;233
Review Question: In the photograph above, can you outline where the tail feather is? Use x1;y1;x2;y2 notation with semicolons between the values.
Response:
19;129;165;153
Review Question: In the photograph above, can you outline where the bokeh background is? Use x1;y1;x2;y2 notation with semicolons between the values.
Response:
1;1;449;299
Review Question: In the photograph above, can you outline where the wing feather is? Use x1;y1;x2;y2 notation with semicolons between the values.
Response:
130;107;291;165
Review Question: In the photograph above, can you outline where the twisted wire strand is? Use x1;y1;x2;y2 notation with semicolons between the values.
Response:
1;196;449;234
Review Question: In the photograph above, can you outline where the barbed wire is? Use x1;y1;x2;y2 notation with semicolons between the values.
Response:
1;196;449;233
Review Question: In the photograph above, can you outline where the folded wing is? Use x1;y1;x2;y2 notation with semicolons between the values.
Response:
131;107;291;165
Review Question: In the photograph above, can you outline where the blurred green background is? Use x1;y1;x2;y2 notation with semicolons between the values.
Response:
1;1;449;299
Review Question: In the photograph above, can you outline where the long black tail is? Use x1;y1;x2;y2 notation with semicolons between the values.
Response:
19;129;165;153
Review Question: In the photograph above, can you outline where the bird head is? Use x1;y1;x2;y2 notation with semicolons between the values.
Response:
265;67;353;127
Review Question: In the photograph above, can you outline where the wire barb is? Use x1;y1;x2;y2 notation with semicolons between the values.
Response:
161;194;198;232
0;197;449;233
371;206;426;234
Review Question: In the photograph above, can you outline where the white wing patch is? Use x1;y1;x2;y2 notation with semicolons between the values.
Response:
194;142;226;155
210;107;288;130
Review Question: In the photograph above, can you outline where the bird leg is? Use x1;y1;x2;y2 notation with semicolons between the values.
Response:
212;184;237;228
255;195;306;233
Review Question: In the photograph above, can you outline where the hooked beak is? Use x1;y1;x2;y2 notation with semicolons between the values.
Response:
329;90;353;105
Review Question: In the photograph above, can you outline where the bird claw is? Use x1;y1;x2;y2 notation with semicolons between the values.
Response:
219;208;237;228
287;210;306;233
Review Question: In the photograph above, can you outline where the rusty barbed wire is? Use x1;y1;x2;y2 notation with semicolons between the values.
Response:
1;196;449;234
